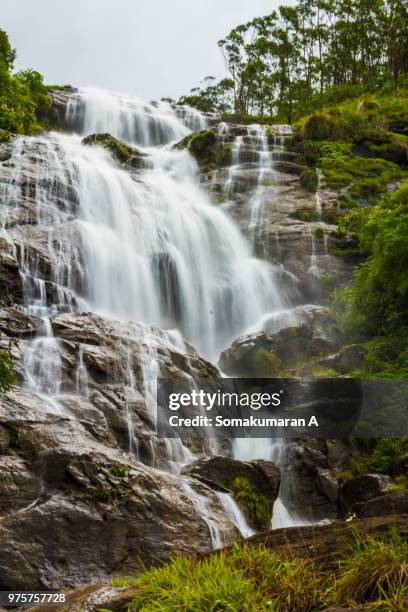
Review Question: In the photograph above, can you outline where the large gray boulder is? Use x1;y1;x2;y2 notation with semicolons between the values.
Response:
341;474;393;513
182;455;280;502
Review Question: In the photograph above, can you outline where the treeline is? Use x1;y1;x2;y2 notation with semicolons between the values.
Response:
177;0;408;120
0;29;50;134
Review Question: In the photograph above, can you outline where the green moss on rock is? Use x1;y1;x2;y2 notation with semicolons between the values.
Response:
0;129;12;144
253;348;281;376
299;167;318;192
230;476;273;530
178;128;231;171
82;133;132;163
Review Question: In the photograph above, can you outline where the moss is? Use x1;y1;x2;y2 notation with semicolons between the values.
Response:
300;112;333;140
253;348;281;376
299;167;318;192
335;469;353;483
310;367;339;378
318;272;337;294
357;97;381;114
230;476;273;530
92;485;116;504
294;209;321;222
314;226;325;237
180;128;231;171
82;133;132;163
0;129;11;144
0;348;17;393
322;208;341;225
109;465;129;478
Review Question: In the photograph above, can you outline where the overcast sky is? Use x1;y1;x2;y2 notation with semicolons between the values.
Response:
1;0;288;100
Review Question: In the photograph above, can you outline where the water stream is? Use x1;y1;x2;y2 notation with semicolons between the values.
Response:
3;87;304;543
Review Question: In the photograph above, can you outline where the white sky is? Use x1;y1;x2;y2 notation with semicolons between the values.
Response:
1;0;287;100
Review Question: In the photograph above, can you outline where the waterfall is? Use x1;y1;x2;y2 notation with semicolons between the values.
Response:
2;87;296;542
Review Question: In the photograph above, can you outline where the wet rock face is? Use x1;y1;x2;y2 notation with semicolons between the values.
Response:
182;455;280;502
0;357;237;589
219;305;340;377
39;87;78;130
281;441;341;521
195;122;355;298
0;304;241;589
354;491;408;518
340;474;393;513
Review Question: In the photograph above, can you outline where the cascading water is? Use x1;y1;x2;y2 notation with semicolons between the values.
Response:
3;87;301;541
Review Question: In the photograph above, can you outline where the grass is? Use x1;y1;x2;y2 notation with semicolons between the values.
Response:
114;527;408;611
333;527;408;606
123;542;325;611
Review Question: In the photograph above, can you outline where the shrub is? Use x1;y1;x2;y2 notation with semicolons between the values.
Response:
0;29;50;134
299;167;317;192
368;439;408;473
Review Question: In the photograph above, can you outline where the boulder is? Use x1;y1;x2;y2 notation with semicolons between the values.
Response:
82;133;147;168
341;474;393;513
182;455;280;502
0;388;237;590
242;515;408;568
281;441;340;521
354;491;408;518
219;315;338;377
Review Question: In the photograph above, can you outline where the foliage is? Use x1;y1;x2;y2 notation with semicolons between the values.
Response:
0;348;16;393
124;541;324;611
299;167;317;191
333;527;408;606
178;76;234;113
177;1;408;120
230;476;272;530
120;528;408;611
347;438;408;476
0;29;50;134
337;183;408;352
368;438;408;473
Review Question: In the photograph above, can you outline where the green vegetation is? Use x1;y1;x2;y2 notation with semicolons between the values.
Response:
177;1;408;122
114;528;408;611
333;527;408;607
344;438;408;477
0;29;50;134
230;476;272;530
82;133;132;163
181;128;231;171
334;182;408;376
299;167;317;192
253;348;281;376
0;348;16;393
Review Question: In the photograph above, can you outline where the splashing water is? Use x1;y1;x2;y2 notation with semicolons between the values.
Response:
1;87;300;539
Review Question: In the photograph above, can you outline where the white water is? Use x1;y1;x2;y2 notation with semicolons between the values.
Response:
3;87;301;541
